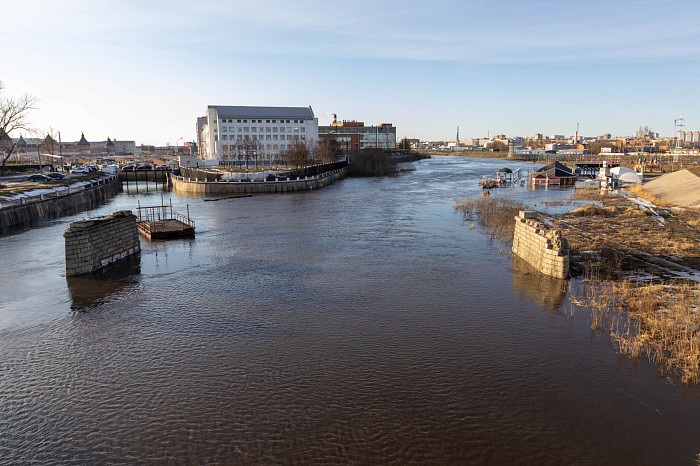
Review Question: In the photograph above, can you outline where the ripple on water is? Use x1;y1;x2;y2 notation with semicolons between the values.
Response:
1;156;700;463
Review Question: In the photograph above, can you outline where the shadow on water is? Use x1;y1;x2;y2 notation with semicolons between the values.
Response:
511;255;568;312
66;255;141;311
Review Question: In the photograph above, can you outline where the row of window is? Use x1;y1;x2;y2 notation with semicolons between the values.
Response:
221;134;305;141
219;119;304;124
219;126;306;133
221;143;291;152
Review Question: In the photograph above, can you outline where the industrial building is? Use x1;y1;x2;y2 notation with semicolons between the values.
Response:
318;119;396;152
197;105;319;160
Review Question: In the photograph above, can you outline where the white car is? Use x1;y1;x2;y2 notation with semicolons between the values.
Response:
70;166;90;174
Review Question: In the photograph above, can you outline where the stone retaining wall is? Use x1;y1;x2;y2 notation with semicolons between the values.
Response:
171;168;347;195
63;210;140;276
0;176;122;234
512;210;569;279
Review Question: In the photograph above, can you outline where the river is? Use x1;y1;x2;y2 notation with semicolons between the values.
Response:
1;155;699;464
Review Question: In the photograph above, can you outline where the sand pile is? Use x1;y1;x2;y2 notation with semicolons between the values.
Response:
643;169;700;207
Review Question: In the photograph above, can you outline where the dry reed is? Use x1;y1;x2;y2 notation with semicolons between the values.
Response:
454;197;526;245
571;279;700;385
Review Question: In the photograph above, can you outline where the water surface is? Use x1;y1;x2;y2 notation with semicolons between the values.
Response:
1;156;699;464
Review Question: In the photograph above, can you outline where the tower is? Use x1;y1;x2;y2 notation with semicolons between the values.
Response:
456;126;460;143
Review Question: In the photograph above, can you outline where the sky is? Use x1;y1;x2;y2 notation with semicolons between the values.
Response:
2;0;700;145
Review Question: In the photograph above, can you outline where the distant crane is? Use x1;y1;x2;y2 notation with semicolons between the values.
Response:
326;113;338;124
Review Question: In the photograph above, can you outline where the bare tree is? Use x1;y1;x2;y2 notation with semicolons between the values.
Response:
314;139;341;165
485;141;508;152
251;138;263;170
635;125;653;153
233;138;246;168
0;82;38;176
284;141;310;172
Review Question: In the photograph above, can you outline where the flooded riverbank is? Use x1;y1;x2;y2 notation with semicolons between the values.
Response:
1;156;699;463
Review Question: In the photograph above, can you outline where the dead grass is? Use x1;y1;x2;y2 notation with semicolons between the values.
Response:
554;191;700;275
572;279;700;385
627;184;672;207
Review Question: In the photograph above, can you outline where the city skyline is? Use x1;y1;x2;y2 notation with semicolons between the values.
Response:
3;0;700;145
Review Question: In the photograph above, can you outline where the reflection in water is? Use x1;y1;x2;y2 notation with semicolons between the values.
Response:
511;255;568;311
66;255;141;311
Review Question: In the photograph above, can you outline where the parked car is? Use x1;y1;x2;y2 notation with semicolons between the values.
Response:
100;164;117;174
46;172;65;179
28;174;52;182
70;166;90;174
137;163;152;170
154;164;170;170
88;165;99;172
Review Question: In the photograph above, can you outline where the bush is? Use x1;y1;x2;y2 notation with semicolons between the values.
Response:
348;149;397;177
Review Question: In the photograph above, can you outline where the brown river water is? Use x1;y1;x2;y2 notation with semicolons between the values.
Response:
1;156;699;464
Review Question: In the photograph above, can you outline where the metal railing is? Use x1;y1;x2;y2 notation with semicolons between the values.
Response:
136;198;194;228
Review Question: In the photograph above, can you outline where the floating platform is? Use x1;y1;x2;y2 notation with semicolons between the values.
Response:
136;199;195;240
137;218;194;240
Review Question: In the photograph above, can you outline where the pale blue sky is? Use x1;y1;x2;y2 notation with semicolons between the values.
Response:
2;0;699;145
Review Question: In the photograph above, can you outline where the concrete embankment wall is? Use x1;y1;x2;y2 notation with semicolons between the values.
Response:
0;176;122;235
512;210;569;279
63;210;140;276
171;168;347;195
118;170;171;183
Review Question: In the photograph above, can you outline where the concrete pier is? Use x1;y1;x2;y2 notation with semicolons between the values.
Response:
63;210;140;276
512;210;569;279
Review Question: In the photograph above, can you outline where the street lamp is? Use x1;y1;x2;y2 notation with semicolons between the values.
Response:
176;137;184;156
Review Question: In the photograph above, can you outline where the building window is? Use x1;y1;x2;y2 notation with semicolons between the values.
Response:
273;127;278;132
273;144;278;150
244;127;249;132
266;120;270;123
221;127;227;132
279;127;285;133
243;120;248;123
251;127;256;132
266;135;271;140
301;135;305;140
273;135;278;141
287;135;293;140
237;135;242;140
266;127;271;132
300;127;305;133
293;127;299;133
222;135;228;140
286;120;290;123
237;127;242;132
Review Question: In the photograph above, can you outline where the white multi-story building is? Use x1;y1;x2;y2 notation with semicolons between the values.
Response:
198;105;318;160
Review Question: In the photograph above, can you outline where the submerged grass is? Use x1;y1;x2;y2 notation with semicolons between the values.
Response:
572;279;700;385
454;196;526;246
456;188;700;384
